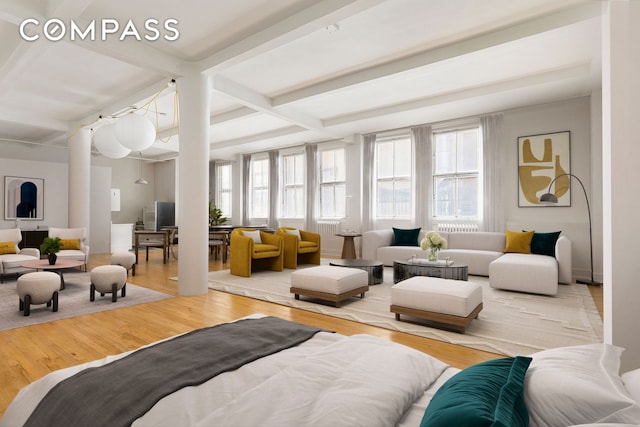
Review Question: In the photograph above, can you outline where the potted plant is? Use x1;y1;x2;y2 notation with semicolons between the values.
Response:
40;237;62;265
209;201;228;226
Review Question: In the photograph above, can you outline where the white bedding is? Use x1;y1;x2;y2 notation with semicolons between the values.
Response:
1;322;454;427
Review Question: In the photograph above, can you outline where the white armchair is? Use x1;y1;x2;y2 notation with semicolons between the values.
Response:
48;227;90;270
0;228;40;282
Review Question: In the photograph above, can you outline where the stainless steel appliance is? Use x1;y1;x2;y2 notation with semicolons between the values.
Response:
144;201;175;231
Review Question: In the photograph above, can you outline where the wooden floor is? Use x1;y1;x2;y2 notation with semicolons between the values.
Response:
0;249;603;418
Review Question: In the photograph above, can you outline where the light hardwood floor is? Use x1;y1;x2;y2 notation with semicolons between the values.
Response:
0;248;603;418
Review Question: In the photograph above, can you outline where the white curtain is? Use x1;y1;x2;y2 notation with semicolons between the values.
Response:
481;113;505;232
412;125;432;230
268;150;279;229
305;143;318;232
241;154;251;225
361;134;376;231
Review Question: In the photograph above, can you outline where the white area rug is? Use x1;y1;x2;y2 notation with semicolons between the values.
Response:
208;265;603;356
0;271;171;331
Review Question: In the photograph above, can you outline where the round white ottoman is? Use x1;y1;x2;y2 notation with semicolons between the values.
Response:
390;276;483;333
17;272;61;316
112;251;136;276
290;265;368;307
90;265;127;303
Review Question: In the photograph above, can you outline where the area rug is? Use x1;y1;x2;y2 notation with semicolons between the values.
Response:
208;265;603;356
0;271;171;331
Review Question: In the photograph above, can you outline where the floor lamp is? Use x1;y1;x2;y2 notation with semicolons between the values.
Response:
539;173;602;286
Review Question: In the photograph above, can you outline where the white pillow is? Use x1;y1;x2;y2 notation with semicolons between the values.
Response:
285;229;301;239
524;343;640;427
241;230;262;244
622;368;640;404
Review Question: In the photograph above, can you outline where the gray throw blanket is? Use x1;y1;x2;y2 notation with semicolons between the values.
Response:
24;316;326;427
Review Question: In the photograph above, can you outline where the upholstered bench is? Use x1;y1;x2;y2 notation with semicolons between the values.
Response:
17;272;61;316
90;265;128;303
290;265;368;307
112;251;136;276
390;276;483;333
489;253;558;296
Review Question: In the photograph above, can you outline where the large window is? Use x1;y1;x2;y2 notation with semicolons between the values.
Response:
432;127;480;219
375;136;412;218
319;148;345;218
213;161;232;219
250;156;269;219
281;152;304;218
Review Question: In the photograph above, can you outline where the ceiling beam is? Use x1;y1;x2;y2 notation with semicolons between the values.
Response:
0;0;43;25
323;63;592;127
210;125;305;150
198;0;384;74
272;2;602;107
0;106;68;131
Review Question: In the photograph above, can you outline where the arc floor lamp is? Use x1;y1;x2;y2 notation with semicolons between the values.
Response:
539;173;602;286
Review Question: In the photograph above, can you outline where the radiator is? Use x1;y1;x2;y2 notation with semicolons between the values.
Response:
317;220;341;240
437;222;479;233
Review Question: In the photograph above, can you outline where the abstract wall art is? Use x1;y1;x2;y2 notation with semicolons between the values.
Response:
4;176;44;220
517;131;571;207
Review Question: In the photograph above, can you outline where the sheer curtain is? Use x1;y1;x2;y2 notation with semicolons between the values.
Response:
481;113;505;232
305;143;318;232
412;125;432;230
361;134;376;231
268;150;279;229
241;154;251;225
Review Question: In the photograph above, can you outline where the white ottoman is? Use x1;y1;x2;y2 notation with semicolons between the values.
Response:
90;265;128;303
112;251;136;276
489;253;558;296
390;276;483;333
17;272;61;316
290;265;369;307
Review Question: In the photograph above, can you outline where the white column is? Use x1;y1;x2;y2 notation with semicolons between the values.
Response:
602;0;640;372
67;128;91;236
177;67;210;296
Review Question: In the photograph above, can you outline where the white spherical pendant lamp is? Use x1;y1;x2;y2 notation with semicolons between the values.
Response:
115;113;156;151
93;124;131;159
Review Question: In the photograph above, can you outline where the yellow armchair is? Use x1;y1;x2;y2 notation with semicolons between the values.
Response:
230;228;284;277
276;227;321;269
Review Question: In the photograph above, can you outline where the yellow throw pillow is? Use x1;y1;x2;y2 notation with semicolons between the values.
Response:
0;241;16;255
60;239;81;250
504;230;535;254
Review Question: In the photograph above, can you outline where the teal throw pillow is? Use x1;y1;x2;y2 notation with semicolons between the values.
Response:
527;231;561;257
420;356;532;427
392;227;421;246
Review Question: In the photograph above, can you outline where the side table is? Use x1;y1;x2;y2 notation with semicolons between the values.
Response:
334;232;361;259
329;259;384;285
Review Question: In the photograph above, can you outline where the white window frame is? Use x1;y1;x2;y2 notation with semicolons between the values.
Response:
374;134;412;219
213;161;233;220
319;147;346;219
280;150;305;219
249;155;269;220
432;125;481;220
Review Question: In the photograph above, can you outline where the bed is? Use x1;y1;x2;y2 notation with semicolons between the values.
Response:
2;314;640;427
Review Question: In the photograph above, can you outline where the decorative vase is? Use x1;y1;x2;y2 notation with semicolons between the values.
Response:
48;253;57;265
427;247;439;261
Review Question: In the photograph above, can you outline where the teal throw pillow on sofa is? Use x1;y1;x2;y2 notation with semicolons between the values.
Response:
420;356;532;427
528;231;561;257
392;227;421;246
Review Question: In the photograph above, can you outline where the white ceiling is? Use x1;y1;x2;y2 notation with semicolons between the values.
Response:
0;0;603;161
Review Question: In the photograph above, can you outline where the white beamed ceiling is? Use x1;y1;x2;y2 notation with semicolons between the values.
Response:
0;0;602;160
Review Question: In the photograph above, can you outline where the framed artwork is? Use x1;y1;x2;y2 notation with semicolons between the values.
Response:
4;176;45;220
517;131;570;207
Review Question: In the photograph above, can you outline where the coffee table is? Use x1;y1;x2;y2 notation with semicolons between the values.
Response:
329;259;383;285
393;259;468;283
20;259;85;290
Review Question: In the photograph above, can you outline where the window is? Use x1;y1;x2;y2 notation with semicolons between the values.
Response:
213;161;232;219
432;127;480;219
319;148;345;218
375;136;412;218
281;152;304;218
250;157;269;219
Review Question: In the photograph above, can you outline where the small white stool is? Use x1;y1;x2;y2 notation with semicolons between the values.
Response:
17;272;61;316
390;276;483;333
112;251;136;276
290;265;368;307
90;265;127;303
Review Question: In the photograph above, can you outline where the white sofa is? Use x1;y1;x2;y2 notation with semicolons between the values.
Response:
0;228;40;282
48;227;90;270
361;229;572;295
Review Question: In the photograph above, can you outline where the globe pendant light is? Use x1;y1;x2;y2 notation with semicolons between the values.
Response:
93;124;131;159
115;113;156;151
